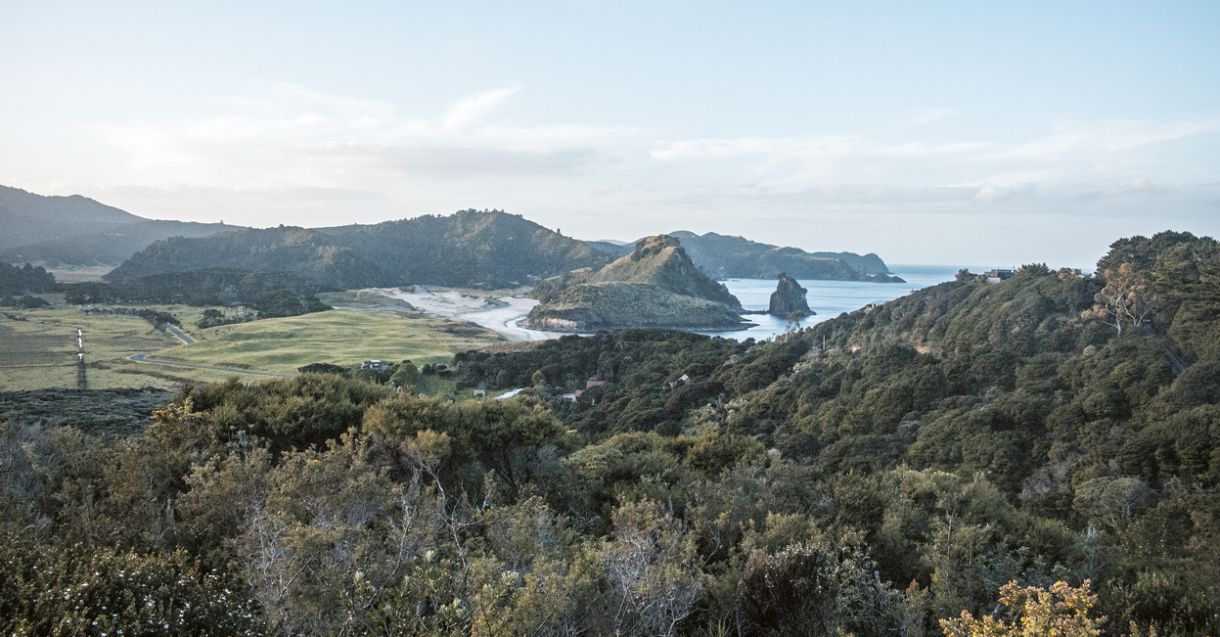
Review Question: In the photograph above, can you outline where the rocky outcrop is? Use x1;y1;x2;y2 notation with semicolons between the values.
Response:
526;282;748;331
589;235;742;309
768;273;813;317
863;272;906;283
527;234;748;332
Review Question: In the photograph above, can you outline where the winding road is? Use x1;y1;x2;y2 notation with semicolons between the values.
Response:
162;323;196;345
126;322;283;377
127;353;286;378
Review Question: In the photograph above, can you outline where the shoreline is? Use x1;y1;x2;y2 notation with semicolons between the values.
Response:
356;267;959;344
373;287;566;342
520;318;759;335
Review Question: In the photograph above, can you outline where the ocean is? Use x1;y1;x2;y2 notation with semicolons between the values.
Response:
701;264;978;341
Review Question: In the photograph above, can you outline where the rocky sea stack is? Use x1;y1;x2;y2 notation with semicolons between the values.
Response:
768;272;813;317
527;234;749;331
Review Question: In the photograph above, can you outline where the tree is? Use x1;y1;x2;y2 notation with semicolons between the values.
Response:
602;500;702;637
785;310;807;333
1082;263;1161;337
940;580;1103;637
741;536;906;636
390;360;419;391
1072;476;1154;534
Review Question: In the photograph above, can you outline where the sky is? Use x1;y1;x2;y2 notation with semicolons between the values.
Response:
2;1;1218;267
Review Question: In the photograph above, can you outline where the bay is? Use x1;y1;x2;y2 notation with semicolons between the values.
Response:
702;264;981;341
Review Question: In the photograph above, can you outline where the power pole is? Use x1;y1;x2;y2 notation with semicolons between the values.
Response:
76;328;87;391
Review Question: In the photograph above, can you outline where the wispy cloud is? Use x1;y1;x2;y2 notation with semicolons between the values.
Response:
1005;119;1220;158
975;181;1035;203
69;82;1220;254
443;84;522;130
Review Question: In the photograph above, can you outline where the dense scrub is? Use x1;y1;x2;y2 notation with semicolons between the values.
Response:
2;231;1218;635
61;268;331;317
0;261;55;295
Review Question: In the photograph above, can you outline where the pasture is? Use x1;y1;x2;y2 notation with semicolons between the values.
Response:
0;306;222;390
148;309;504;374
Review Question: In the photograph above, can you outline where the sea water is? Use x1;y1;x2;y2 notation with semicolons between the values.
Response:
702;264;978;342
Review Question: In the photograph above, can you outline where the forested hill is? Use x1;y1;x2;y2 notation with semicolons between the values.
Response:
4;230;1218;635
0;185;234;266
453;230;1220;632
589;229;898;281
106;209;612;289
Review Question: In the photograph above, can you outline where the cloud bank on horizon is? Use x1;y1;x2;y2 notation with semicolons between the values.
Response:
1;2;1218;267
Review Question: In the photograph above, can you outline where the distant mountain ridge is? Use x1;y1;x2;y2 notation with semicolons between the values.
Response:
2;219;237;267
0;185;234;266
0;186;140;251
587;230;900;282
107;209;614;290
2;184;902;289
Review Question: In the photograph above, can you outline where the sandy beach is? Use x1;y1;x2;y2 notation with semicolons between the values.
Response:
374;287;563;342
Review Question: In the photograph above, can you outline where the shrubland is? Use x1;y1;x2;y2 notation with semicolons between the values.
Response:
2;231;1218;635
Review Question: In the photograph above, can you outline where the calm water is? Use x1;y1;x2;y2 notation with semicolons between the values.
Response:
702;264;980;341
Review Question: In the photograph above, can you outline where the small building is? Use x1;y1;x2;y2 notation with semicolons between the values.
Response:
667;373;691;389
472;388;487;398
561;389;584;402
585;378;607;390
983;268;1015;284
360;360;392;371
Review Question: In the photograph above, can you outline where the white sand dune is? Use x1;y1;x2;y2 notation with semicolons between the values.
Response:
374;287;563;342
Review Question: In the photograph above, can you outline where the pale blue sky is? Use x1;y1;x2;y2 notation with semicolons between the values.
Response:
2;1;1218;266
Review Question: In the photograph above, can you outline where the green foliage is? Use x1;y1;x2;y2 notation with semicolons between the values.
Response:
364;393;569;496
0;261;55;295
0;293;50;308
106;209;612;290
64;268;331;317
3;230;1220;634
456;330;745;435
165;374;392;453
0;531;262;636
741;535;906;636
390;359;420;390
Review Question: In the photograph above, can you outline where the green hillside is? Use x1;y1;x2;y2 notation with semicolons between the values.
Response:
3;230;1218;635
107;209;612;289
528;235;747;330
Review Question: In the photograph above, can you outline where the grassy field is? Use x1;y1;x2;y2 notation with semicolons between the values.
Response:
2;304;506;391
145;309;504;374
0;306;232;390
